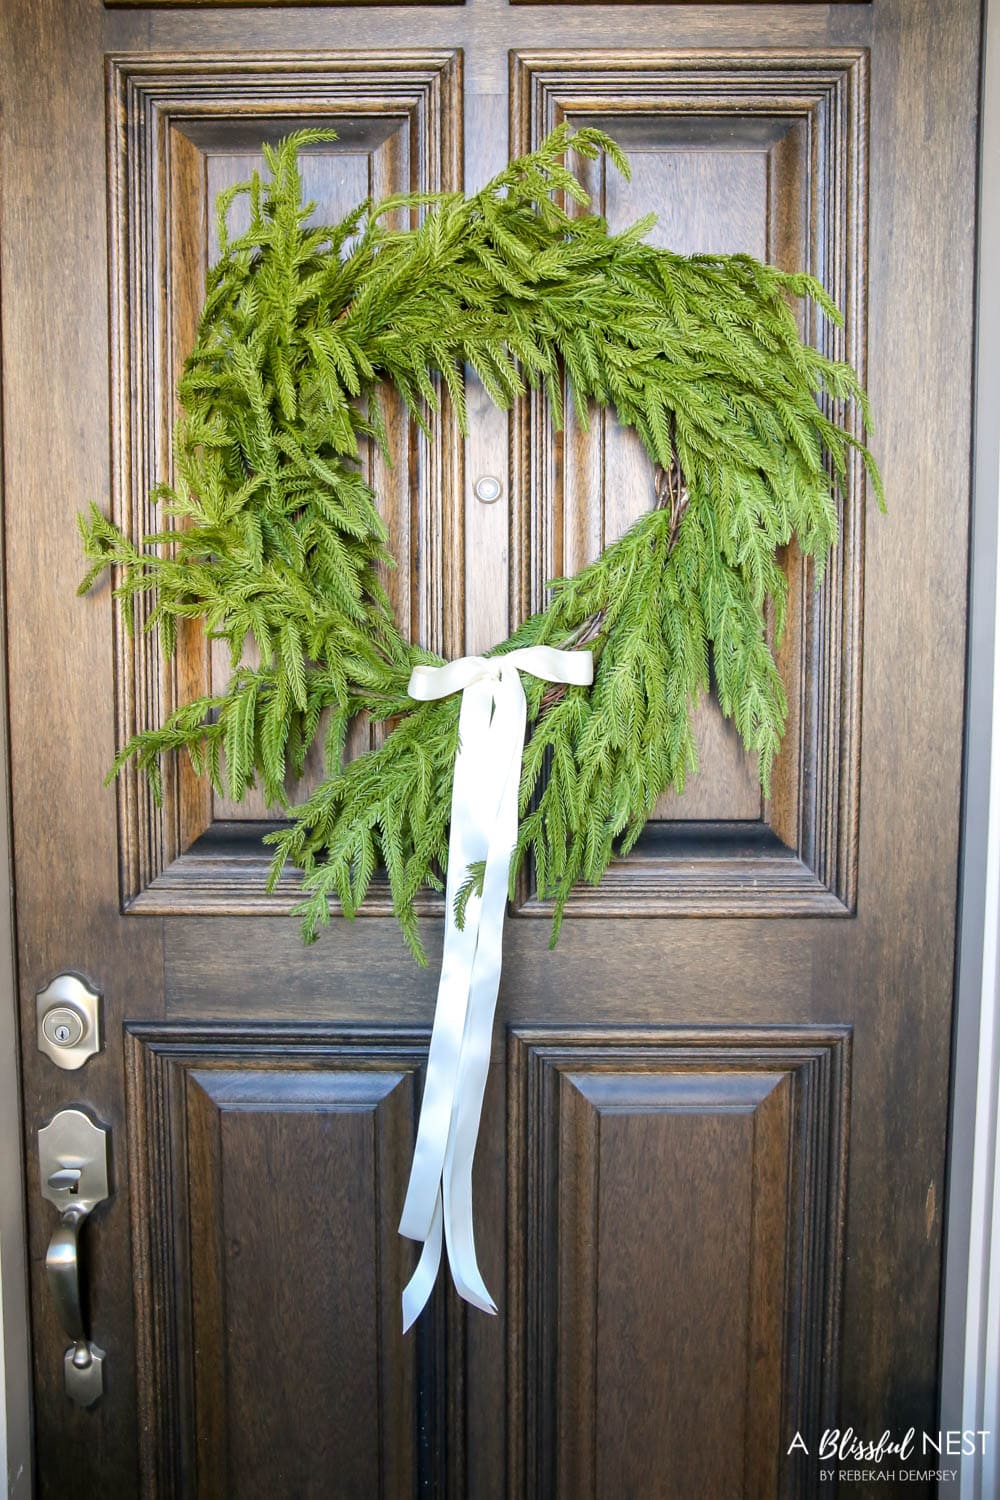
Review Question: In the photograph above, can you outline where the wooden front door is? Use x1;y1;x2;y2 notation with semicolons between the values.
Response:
1;1;978;1495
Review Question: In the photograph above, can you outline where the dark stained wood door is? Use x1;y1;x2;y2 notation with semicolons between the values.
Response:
0;1;978;1496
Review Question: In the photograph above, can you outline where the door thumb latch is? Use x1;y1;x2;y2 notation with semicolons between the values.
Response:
38;1108;110;1406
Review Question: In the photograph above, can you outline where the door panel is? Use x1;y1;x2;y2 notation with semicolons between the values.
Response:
0;1;978;1497
125;1024;443;1496
109;53;464;902
511;50;867;910
507;1027;850;1500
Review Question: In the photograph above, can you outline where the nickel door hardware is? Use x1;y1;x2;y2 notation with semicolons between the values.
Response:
38;1108;110;1406
36;973;101;1070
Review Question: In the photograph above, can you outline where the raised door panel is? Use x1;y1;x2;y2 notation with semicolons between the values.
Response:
108;54;463;915
511;51;868;918
507;1027;851;1499
125;1024;456;1498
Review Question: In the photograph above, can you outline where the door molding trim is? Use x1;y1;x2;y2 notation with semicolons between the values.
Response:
941;0;1000;1492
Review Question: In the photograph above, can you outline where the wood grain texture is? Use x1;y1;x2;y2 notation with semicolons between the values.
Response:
2;4;979;1499
507;1027;851;1499
103;0;860;6
135;820;844;920
511;49;869;920
105;0;463;6
107;51;463;909
512;0;866;5
125;1022;461;1498
840;0;978;1474
118;45;871;927
0;1;163;1493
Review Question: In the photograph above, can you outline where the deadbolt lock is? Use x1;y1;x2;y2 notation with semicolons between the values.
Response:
36;974;101;1070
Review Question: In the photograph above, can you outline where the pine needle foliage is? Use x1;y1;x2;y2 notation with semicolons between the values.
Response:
79;126;882;961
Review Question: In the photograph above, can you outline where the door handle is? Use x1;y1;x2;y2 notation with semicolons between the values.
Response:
47;1208;89;1345
39;1108;110;1406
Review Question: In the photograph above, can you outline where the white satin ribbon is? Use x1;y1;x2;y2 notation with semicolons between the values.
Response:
399;645;594;1332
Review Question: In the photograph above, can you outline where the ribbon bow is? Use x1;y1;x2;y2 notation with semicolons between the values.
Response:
399;645;594;1331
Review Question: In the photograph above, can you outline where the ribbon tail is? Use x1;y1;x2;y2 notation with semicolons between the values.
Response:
439;675;525;1316
402;1190;444;1334
439;933;504;1315
398;681;493;1245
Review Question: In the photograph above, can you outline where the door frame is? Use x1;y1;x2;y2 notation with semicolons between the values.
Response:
0;11;995;1500
939;0;1000;1494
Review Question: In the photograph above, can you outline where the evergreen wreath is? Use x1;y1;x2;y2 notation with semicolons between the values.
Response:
79;127;882;962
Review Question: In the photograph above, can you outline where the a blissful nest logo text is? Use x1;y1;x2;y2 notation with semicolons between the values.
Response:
788;1429;990;1485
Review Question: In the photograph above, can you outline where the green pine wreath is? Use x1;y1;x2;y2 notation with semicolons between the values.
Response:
79;127;882;961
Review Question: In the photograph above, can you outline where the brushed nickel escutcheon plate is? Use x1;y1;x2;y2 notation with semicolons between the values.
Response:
39;1108;110;1406
36;973;101;1070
